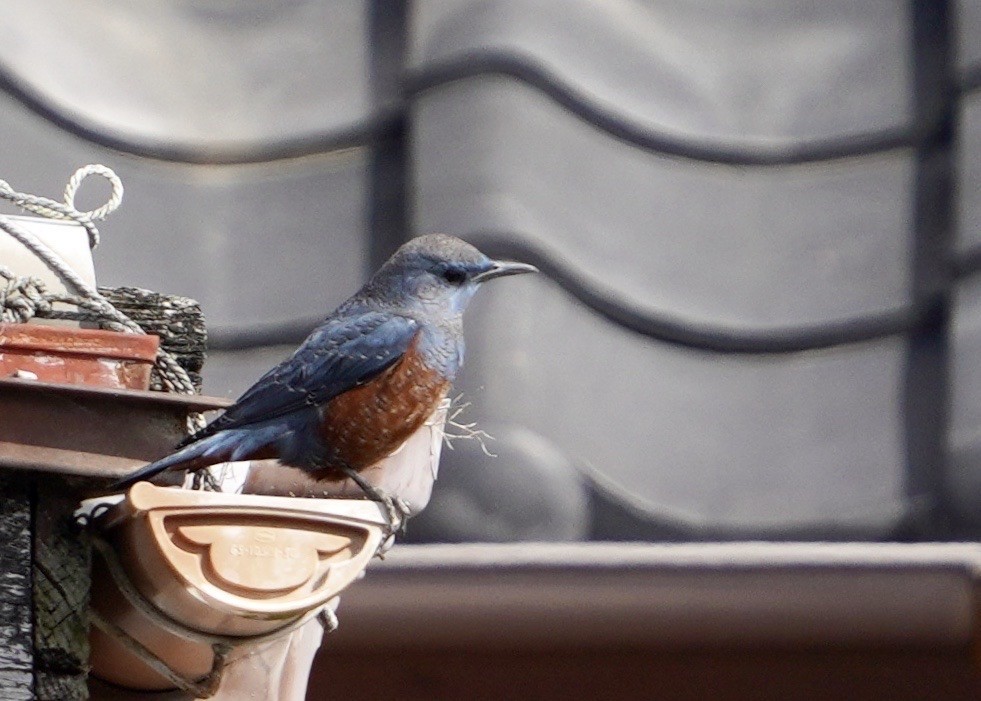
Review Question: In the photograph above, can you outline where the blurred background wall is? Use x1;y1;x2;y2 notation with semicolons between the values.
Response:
1;0;979;543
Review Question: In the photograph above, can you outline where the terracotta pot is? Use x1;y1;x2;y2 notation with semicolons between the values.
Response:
0;322;158;390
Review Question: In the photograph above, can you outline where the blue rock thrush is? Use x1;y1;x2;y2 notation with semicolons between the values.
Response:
113;234;537;528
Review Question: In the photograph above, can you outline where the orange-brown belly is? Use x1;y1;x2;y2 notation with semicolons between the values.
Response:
318;345;450;472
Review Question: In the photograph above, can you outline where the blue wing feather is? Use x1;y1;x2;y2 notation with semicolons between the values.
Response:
188;311;420;440
113;311;420;488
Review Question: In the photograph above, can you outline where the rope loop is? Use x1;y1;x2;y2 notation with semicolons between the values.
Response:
63;163;124;223
0;164;123;249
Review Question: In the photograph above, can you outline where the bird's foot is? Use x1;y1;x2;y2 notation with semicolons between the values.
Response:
382;495;411;536
372;492;410;541
336;465;409;538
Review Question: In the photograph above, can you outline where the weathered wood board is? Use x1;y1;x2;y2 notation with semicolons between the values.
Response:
0;474;34;700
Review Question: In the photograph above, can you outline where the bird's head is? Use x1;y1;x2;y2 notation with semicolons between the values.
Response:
368;234;537;313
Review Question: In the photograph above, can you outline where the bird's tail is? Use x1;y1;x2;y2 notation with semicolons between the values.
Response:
111;450;195;490
111;440;217;490
111;426;280;490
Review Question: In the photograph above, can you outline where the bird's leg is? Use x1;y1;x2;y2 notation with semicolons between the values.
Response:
336;464;409;536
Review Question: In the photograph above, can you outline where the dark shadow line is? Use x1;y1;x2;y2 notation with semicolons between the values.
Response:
366;0;412;272
0;51;928;167
0;61;400;165
901;0;956;538
1;49;978;167
953;245;981;278
208;318;323;351
405;53;923;165
208;230;919;354
465;231;917;353
961;63;981;93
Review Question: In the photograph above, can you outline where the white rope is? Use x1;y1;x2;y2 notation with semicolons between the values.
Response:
0;163;121;248
0;215;101;299
0;166;201;403
64;163;124;223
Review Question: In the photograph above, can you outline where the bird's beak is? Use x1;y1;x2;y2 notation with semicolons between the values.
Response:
473;260;539;284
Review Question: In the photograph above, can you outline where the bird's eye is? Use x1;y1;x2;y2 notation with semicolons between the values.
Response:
442;267;467;285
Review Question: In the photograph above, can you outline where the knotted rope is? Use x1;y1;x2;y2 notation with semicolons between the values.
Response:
0;166;199;398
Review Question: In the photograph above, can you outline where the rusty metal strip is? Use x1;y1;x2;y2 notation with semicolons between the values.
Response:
0;377;230;479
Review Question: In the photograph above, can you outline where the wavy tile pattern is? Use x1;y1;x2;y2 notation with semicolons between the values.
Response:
0;1;391;387
460;278;908;532
414;77;915;334
412;0;912;149
0;0;375;158
1;0;978;538
411;0;967;536
0;91;368;326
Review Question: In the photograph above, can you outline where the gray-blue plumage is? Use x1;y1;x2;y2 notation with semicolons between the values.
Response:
114;234;536;490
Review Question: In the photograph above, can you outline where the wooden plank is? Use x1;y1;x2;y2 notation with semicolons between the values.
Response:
0;473;35;700
33;480;89;701
100;286;207;392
